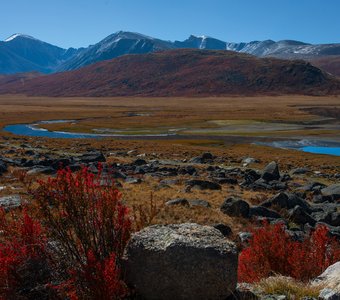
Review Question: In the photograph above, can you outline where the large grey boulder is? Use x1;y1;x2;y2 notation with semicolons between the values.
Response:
261;161;280;181
125;223;238;300
322;184;340;201
0;195;21;211
314;261;340;292
261;192;312;213
221;197;250;218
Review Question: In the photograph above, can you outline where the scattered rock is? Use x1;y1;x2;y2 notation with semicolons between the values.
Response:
238;232;253;243
261;192;312;213
319;289;340;300
288;205;316;226
79;151;106;163
249;206;281;219
0;160;8;175
133;158;147;166
261;161;280;181
290;167;310;175
166;198;190;206
125;223;238;300
125;177;142;184
189;199;211;208
220;197;250;218
0;195;21;211
213;224;232;237
27;166;56;175
321;184;340;201
242;157;259;167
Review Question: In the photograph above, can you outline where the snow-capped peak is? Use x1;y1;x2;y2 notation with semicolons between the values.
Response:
4;33;37;42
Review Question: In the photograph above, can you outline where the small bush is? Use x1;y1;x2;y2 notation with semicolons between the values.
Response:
0;209;53;298
33;165;131;299
238;222;340;283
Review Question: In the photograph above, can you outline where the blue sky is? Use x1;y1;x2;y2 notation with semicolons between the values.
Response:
1;0;340;48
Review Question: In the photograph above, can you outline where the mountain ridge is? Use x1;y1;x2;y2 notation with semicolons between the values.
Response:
1;31;340;76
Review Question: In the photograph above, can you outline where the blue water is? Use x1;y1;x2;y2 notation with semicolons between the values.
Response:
3;124;103;139
301;146;340;156
3;123;173;139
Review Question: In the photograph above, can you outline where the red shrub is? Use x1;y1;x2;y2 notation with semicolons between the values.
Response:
0;209;48;298
33;165;131;299
238;222;340;283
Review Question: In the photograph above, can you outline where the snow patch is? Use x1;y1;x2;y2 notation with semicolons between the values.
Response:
4;33;37;42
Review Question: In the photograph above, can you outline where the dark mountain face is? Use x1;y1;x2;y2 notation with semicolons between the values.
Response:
1;49;339;97
174;35;226;50
0;34;79;74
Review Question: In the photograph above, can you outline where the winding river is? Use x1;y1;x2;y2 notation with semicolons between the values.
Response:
3;120;340;156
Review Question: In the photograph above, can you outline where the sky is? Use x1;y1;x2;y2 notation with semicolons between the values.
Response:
1;0;340;49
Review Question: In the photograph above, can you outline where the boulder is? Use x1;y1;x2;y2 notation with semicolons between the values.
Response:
319;289;340;300
0;195;21;211
322;184;340;201
288;205;316;226
213;224;232;237
125;177;142;184
133;158;147;166
125;223;238;300
261;161;280;181
261;192;312;213
290;167;310;175
0;160;8;175
314;261;340;291
220;197;250;218
166;198;190;206
249;206;281;219
79;151;106;163
189;199;211;208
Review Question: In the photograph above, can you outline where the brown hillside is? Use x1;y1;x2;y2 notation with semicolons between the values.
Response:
1;49;340;96
310;55;340;77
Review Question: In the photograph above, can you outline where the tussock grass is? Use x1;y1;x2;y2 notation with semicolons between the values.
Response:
256;276;323;299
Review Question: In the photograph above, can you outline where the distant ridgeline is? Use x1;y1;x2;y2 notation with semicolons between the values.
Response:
0;31;340;76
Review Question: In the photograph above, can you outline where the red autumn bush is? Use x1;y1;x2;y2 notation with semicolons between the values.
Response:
0;209;52;298
32;165;132;299
238;221;340;283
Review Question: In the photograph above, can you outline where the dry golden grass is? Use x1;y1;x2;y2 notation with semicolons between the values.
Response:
0;95;339;132
0;95;339;232
256;276;323;299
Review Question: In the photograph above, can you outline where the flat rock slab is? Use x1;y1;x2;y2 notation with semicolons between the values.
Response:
125;223;238;300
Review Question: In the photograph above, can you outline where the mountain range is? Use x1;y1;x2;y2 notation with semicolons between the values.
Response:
1;31;340;76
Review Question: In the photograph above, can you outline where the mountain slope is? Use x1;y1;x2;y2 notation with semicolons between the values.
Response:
57;31;175;71
1;49;339;97
0;34;79;74
310;56;340;77
174;35;226;50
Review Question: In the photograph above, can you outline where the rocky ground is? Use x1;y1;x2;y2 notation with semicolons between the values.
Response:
0;135;339;299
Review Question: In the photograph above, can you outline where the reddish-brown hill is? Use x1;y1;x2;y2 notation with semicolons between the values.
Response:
1;49;340;96
0;72;42;87
310;55;340;78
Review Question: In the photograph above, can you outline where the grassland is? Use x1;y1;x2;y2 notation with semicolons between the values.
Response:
0;95;339;230
0;95;339;138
